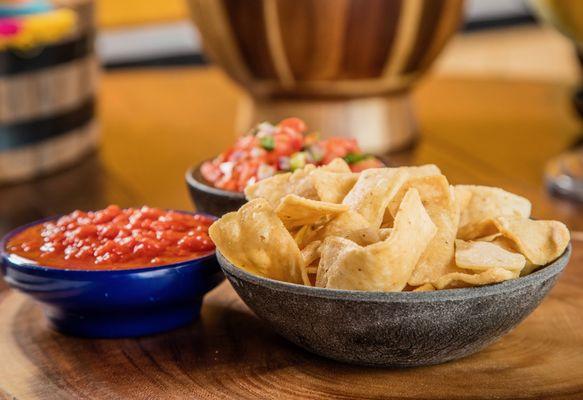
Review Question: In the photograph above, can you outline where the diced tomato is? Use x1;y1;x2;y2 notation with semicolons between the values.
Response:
320;137;361;164
350;158;385;172
278;117;306;133
200;161;222;183
6;206;216;270
200;118;383;192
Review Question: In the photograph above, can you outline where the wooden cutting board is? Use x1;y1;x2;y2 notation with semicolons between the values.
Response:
2;61;583;399
0;239;582;399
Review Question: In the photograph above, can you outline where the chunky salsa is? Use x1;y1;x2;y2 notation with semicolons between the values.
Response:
201;117;384;192
5;205;215;270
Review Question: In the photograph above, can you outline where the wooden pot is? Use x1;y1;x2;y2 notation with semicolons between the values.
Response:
0;0;98;184
188;0;464;152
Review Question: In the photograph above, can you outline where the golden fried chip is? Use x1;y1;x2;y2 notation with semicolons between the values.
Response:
320;158;352;173
493;216;570;266
312;171;358;203
477;233;502;242
244;165;319;207
287;164;319;200
455;185;531;240
316;188;437;291
307;210;378;246
209;198;306;284
385;174;459;286
413;283;435;292
490;235;538;276
455;239;526;272
315;236;357;288
434;268;517;290
244;172;291;207
276;194;348;230
382;164;442;226
342;168;407;228
301;240;322;268
385;165;443;217
292;224;315;247
245;159;350;207
378;228;392;241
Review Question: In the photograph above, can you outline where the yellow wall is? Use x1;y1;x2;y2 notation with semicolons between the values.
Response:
96;0;188;28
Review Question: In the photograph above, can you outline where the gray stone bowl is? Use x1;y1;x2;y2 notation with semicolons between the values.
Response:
185;161;247;217
217;244;571;367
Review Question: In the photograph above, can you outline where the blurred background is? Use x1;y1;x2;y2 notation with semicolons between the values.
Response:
1;0;583;235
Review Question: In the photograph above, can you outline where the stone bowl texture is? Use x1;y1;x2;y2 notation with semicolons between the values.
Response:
185;161;247;217
217;244;571;367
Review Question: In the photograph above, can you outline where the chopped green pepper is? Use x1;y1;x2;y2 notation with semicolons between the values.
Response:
344;153;370;164
260;136;275;151
290;152;308;171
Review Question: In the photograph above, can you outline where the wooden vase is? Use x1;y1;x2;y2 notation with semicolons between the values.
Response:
188;0;464;153
0;0;98;184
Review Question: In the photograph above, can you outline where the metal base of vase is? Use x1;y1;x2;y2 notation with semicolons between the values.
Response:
238;94;417;154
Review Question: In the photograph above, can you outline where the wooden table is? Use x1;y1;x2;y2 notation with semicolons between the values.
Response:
1;67;583;399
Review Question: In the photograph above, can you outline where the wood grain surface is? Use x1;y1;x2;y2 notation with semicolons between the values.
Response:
1;65;583;399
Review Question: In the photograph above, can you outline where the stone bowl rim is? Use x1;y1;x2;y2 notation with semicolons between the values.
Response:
218;243;571;303
185;160;246;200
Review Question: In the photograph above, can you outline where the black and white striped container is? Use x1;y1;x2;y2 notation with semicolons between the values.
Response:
0;0;98;184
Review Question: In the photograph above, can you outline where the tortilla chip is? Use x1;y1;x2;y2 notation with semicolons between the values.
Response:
382;164;442;226
477;233;502;242
342;168;407;228
244;172;291;207
287;164;319;200
457;219;500;242
320;158;352;173
385;165;443;217
378;228;392;241
306;210;378;246
312;171;358;203
455;185;531;240
301;240;322;269
493;216;570;266
316;188;437;291
413;283;435;292
385;175;459;286
209;198;305;284
455;239;526;272
489;235;538;276
434;268;517;290
245;160;350;207
276;194;348;230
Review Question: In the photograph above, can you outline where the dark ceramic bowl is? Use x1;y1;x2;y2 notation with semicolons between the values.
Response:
0;214;224;338
218;245;571;367
185;161;246;216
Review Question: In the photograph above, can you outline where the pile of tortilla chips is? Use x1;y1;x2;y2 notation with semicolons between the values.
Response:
209;159;570;291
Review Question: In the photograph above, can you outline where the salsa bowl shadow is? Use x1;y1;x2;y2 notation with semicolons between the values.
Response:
185;162;246;217
0;215;224;338
217;245;571;367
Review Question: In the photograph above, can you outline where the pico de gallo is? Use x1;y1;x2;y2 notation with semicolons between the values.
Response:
201;118;384;192
5;205;215;270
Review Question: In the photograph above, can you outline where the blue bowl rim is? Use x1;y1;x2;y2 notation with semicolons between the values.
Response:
1;209;218;275
217;242;572;303
185;161;246;199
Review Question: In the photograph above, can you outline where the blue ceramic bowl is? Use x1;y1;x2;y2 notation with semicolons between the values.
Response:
0;214;224;338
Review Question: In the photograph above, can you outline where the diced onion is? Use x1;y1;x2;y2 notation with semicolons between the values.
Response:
219;161;235;179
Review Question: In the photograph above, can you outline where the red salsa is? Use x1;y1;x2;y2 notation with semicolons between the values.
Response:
201;117;384;192
5;205;215;270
